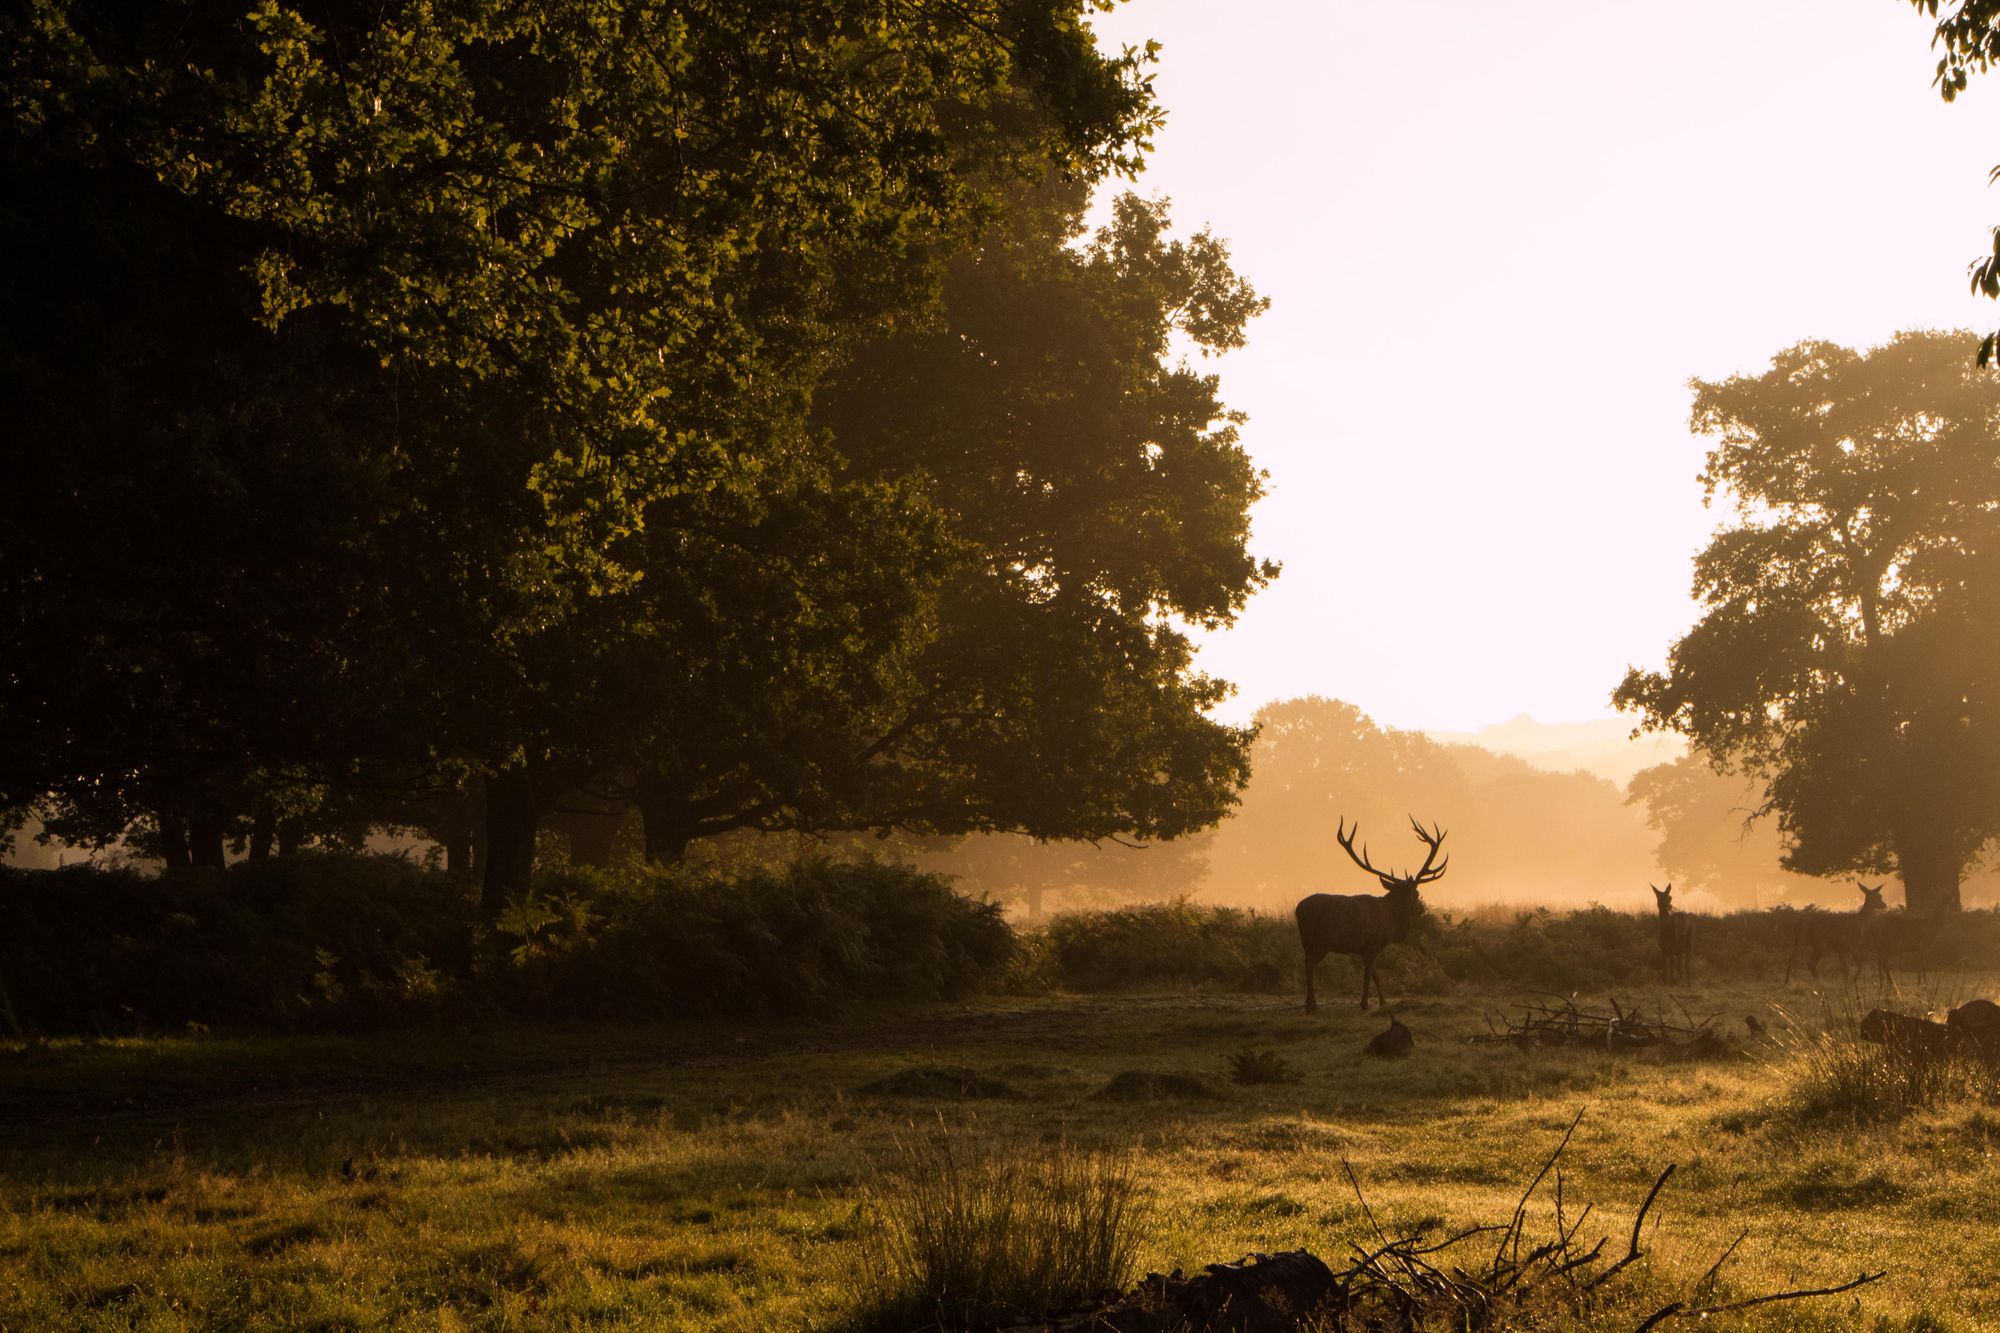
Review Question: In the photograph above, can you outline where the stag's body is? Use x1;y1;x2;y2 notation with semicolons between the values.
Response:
1297;818;1446;1012
1784;883;1885;982
1652;884;1694;985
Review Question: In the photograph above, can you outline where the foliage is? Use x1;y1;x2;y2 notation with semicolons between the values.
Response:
1226;1047;1299;1085
857;1130;1142;1331
1616;331;2000;914
0;857;1011;1034
0;1;1202;904
0;856;478;1034
1913;0;2000;362
512;858;1015;1019
1039;899;1297;992
638;179;1277;855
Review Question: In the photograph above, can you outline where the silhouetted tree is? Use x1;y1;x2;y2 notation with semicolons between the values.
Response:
1616;331;2000;915
0;3;1162;905
570;182;1275;873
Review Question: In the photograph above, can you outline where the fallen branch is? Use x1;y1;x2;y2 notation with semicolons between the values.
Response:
1635;1269;1886;1330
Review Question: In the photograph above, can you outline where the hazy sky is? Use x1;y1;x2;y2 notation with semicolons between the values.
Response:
1089;1;2000;733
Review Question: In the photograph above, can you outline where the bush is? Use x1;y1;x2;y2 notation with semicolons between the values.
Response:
509;857;1014;1020
1038;900;1296;992
0;854;477;1035
0;855;1012;1034
858;1131;1143;1330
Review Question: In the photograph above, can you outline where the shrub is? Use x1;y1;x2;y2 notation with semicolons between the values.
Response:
0;854;477;1034
0;855;1013;1034
503;857;1014;1020
1039;899;1296;992
1228;1048;1300;1085
858;1130;1143;1330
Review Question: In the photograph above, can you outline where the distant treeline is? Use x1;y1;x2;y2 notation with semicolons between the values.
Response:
857;698;2000;916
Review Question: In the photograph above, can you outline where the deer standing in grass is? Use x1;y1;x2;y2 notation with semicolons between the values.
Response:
1652;884;1694;985
1296;818;1446;1012
1865;890;1940;990
1783;882;1885;982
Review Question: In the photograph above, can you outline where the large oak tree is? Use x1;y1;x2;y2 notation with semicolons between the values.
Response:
0;1;1160;888
1616;331;2000;915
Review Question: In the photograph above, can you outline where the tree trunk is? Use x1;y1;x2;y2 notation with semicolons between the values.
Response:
276;819;306;856
187;816;227;869
635;771;697;865
1898;846;1963;916
482;768;547;914
247;805;277;862
564;812;623;868
443;830;474;877
156;817;192;871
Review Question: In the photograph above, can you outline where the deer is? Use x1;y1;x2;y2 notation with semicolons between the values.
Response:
1295;817;1446;1012
1652;884;1694;985
1864;892;1941;991
1783;882;1885;982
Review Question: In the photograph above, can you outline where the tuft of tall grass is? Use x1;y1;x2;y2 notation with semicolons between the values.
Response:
858;1128;1143;1330
1769;1000;2000;1125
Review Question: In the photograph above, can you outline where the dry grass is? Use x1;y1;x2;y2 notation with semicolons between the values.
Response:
3;975;1998;1330
856;1128;1142;1329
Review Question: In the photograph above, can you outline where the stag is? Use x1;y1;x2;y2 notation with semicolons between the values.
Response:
1783;882;1885;982
1296;817;1446;1012
1652;883;1694;985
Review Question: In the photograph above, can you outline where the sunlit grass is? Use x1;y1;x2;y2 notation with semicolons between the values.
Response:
854;1128;1141;1330
3;981;1998;1329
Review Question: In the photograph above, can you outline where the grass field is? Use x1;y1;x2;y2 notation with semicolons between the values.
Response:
3;968;1997;1330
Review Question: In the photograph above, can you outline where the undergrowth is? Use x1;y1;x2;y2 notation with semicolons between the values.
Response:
855;1129;1142;1331
1768;999;2000;1125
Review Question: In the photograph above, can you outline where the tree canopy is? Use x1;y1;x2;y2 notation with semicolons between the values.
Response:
2;2;1273;902
1615;330;2000;914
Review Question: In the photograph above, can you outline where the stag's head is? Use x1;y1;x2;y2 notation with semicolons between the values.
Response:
1652;883;1675;916
1336;816;1448;921
1857;882;1886;912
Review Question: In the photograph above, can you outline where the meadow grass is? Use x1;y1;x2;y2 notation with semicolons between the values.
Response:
3;969;1997;1330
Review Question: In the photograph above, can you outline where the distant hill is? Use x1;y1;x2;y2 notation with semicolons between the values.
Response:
1426;714;1684;789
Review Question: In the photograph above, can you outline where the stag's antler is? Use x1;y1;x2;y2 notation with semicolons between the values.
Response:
1409;816;1449;883
1336;819;1390;880
1337;817;1449;886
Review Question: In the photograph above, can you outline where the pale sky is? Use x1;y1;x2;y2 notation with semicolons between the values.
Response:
1091;0;2000;733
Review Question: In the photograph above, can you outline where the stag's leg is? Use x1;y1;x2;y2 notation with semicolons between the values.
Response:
1303;948;1319;1013
1359;953;1377;1011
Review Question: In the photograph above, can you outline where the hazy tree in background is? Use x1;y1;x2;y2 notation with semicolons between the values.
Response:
1624;758;1821;908
1616;331;2000;915
1204;697;1654;908
1913;0;2000;363
907;831;1213;919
